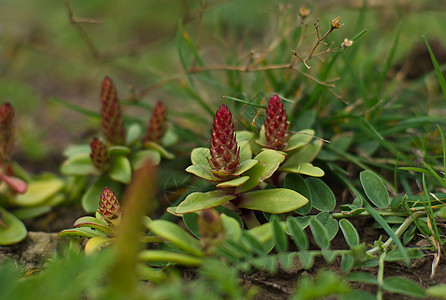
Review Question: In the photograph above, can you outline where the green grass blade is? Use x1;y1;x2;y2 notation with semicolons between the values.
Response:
424;36;446;101
50;98;100;119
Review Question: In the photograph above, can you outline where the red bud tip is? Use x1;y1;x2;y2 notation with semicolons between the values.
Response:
90;137;110;173
143;101;167;143
100;77;126;145
208;104;240;177
99;187;121;219
264;94;289;150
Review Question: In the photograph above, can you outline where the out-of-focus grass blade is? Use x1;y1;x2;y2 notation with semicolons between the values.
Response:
50;98;100;119
376;23;401;98
424;36;446;101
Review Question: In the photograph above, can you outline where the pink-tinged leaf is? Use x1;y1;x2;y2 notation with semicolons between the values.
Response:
0;174;27;194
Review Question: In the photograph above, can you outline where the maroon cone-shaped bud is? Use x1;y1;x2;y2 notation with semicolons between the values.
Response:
90;137;110;173
0;103;15;173
208;104;240;178
99;187;121;219
143;101;167;144
101;77;126;145
264;94;290;150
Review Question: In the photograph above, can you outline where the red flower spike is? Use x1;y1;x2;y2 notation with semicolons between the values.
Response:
264;94;290;150
99;187;121;219
208;104;240;177
90;137;110;173
0;102;15;170
101;77;126;145
143;101;167;144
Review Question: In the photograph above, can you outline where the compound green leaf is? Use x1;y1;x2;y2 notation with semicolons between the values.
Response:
339;219;360;248
306;178;336;212
360;170;390;208
382;276;426;298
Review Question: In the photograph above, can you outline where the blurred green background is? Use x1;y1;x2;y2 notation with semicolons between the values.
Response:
1;0;446;164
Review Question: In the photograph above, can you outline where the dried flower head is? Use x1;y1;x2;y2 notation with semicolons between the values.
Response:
264;95;290;150
341;38;353;49
90;137;110;173
0;103;15;171
298;6;310;19
331;16;343;30
101;77;126;145
208;104;240;178
99;187;121;219
143;101;167;144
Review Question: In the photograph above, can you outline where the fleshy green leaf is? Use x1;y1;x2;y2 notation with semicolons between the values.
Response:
382;276;426;297
221;214;241;240
139;250;202;266
130;150;161;169
108;145;131;156
10;178;65;207
306;178;336;212
239;188;308;213
238;140;252;162
0;207;27;245
236;149;285;193
283;129;315;152
236;131;255;143
57;227;107;238
144;141;175;159
61;153;96;176
283;140;323;165
146;219;203;257
73;216;112;236
182;212;199;237
280;162;324;177
63;144;91;158
12;206;52;220
191;147;210;166
284;173;312;215
216;176;249;188
125;123;142;145
233;159;258;175
176;190;236;214
360;170;390;208
339;219;360;248
185;164;223;181
109;156;132;184
81;175;123;213
84;236;111;254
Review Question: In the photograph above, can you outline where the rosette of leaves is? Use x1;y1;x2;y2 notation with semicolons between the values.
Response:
171;104;309;219
59;187;122;254
61;77;176;212
0;103;66;245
